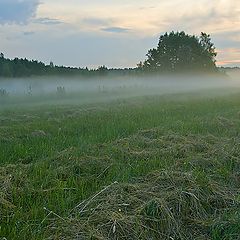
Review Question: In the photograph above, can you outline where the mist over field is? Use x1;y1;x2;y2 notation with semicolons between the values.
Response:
1;71;239;109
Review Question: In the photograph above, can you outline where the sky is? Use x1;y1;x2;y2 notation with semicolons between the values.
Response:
0;0;239;68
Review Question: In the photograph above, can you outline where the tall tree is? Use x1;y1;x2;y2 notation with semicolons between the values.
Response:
141;31;217;73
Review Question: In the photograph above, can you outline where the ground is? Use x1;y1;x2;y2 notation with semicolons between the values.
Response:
1;88;240;239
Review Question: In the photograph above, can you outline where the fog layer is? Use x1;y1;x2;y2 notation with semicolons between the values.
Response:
0;71;240;108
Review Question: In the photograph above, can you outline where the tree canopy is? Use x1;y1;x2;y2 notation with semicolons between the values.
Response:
140;31;217;73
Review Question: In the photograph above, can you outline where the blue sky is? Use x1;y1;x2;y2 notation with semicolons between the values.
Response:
0;0;239;68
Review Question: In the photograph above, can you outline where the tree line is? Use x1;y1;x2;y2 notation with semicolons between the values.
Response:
0;53;136;78
0;31;227;78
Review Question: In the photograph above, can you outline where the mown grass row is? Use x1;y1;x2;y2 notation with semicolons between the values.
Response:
1;90;240;239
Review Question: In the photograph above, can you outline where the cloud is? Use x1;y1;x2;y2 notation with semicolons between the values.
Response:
80;17;130;33
23;31;35;36
171;2;239;34
217;59;240;66
101;27;130;33
0;0;40;24
81;17;113;26
34;17;63;25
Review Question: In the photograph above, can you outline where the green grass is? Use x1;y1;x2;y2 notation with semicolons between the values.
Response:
1;89;240;239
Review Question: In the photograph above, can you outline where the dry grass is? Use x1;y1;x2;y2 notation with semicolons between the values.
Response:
1;92;240;239
40;128;240;240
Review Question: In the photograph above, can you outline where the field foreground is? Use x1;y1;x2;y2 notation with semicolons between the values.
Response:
1;89;240;239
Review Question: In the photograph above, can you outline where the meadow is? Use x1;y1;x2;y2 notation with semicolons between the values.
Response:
1;81;240;239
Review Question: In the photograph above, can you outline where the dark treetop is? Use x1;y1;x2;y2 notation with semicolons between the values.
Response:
139;31;217;73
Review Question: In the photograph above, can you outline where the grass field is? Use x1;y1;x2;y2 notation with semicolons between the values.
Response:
1;88;240;239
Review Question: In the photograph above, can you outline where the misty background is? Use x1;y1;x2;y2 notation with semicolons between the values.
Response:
0;71;239;108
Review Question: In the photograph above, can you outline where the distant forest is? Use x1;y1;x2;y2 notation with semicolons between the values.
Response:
0;53;136;78
0;31;239;78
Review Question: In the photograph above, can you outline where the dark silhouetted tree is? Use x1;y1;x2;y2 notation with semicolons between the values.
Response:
141;31;217;73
